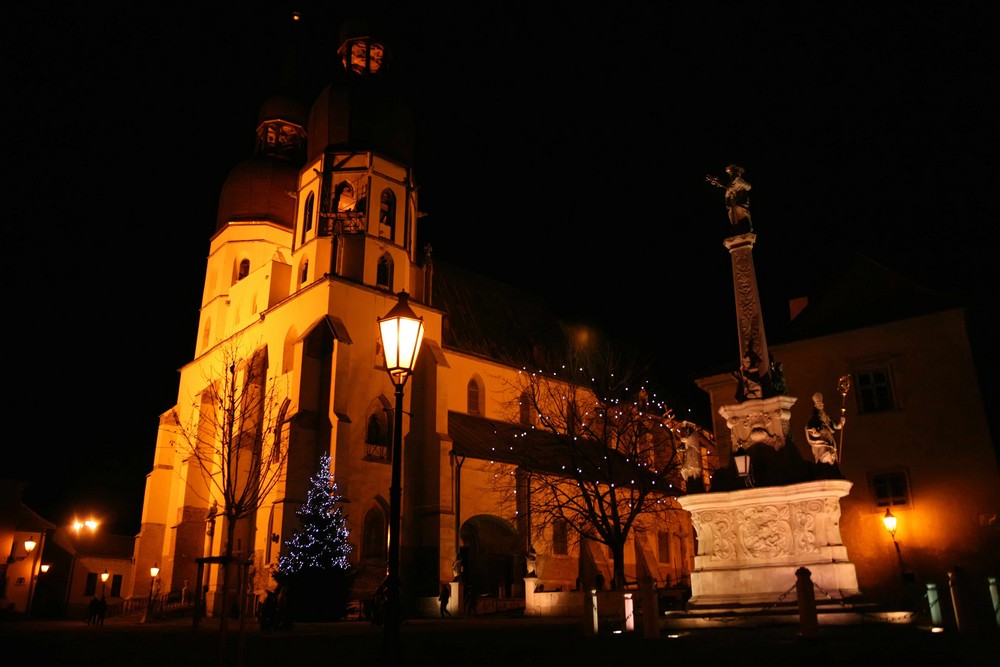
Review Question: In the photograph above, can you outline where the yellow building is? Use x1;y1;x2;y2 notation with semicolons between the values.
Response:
129;23;694;620
696;256;1000;626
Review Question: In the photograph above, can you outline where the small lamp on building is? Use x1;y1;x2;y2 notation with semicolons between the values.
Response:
24;537;37;555
101;569;109;597
377;290;425;664
882;508;909;580
882;508;897;538
40;564;50;573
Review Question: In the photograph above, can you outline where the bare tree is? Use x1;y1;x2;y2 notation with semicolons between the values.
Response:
169;340;289;653
494;342;694;590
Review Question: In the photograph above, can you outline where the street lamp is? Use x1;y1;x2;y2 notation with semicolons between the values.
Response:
733;446;751;485
377;291;425;663
100;569;109;597
882;508;907;580
141;563;159;624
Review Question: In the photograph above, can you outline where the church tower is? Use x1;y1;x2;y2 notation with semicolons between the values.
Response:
130;13;431;612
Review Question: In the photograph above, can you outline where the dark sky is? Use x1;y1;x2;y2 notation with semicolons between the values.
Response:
5;2;997;534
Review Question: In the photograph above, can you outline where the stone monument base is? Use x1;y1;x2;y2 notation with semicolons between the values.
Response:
678;479;861;612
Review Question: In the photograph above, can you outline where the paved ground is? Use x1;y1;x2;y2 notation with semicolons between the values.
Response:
2;611;998;667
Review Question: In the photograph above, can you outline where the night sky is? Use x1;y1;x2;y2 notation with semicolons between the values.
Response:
6;2;997;535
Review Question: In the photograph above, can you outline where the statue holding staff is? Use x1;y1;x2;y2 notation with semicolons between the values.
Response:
706;164;753;232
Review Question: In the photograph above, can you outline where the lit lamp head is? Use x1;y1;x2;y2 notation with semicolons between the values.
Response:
40;564;50;573
378;291;425;388
150;563;160;578
733;446;750;477
101;569;110;583
24;537;37;554
882;508;897;538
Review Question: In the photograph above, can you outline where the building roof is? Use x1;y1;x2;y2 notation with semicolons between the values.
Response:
431;260;572;370
770;253;960;344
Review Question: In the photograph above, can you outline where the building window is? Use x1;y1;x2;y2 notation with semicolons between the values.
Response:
110;574;123;598
365;409;391;462
870;470;911;509
657;532;671;564
376;254;393;290
519;392;536;426
237;258;250;282
363;507;387;559
84;572;97;596
300;259;309;286
855;368;895;414
467;377;482;415
302;192;314;243
379;188;396;239
552;519;568;555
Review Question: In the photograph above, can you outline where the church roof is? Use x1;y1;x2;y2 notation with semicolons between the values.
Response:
430;260;572;370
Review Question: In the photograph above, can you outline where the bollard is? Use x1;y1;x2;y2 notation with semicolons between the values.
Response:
989;576;999;629
586;588;599;636
795;567;819;638
926;582;943;627
947;568;966;633
624;593;634;633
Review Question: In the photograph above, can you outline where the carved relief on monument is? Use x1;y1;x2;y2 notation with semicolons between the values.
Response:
690;509;738;561
720;396;797;451
736;504;793;559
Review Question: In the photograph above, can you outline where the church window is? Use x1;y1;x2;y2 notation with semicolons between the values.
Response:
300;259;309;286
364;407;391;462
467;377;483;415
363;506;387;559
657;532;672;564
519;392;536;426
376;254;393;291
237;259;250;281
552;519;568;555
302;192;314;244
379;188;396;239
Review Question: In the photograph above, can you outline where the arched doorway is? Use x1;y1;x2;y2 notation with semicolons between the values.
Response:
460;515;521;600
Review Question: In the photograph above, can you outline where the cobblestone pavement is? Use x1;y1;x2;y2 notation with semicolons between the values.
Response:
2;612;998;667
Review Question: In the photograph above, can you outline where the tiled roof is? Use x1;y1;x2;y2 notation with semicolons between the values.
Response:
430;260;570;369
770;253;959;344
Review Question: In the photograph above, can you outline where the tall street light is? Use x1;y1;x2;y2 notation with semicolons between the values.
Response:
140;563;159;624
377;291;425;664
100;569;109;597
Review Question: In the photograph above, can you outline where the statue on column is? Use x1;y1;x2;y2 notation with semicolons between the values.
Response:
805;392;844;465
706;164;753;233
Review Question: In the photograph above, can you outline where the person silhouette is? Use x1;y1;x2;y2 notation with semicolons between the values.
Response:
438;582;452;618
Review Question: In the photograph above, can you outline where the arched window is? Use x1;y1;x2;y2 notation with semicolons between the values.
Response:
300;259;309;286
302;192;314;244
467;377;483;415
363;506;387;560
376;254;393;291
364;397;392;462
237;258;250;282
379;188;396;239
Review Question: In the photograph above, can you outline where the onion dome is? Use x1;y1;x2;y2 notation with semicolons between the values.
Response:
216;93;307;232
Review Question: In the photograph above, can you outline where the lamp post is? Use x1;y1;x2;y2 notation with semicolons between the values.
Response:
882;508;906;576
377;291;425;664
100;569;109;597
141;563;159;624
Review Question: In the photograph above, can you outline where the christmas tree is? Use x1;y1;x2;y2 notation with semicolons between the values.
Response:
275;452;353;620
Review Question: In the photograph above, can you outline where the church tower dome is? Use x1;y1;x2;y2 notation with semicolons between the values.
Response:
214;91;307;232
